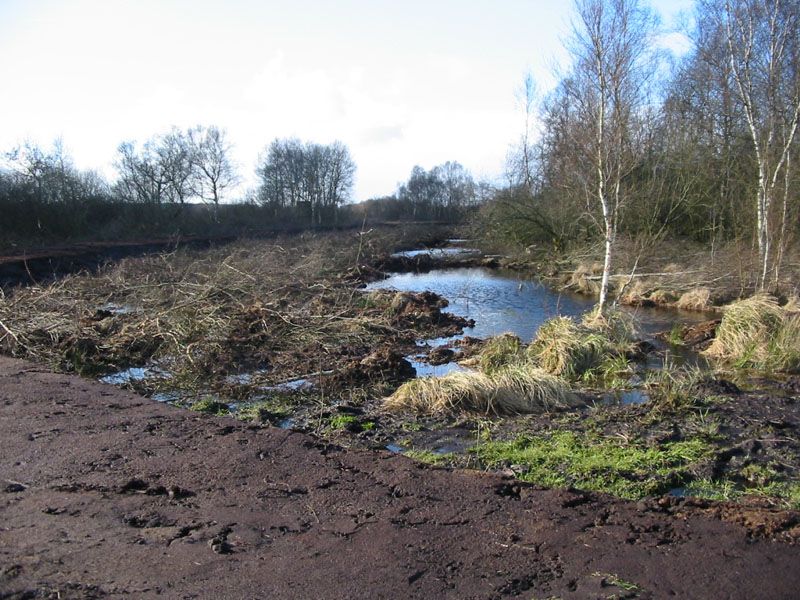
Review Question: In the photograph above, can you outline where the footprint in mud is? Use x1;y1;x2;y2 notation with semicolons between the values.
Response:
117;478;194;499
122;512;177;528
208;525;234;554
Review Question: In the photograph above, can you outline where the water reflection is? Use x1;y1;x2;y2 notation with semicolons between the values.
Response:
366;266;713;381
366;268;596;342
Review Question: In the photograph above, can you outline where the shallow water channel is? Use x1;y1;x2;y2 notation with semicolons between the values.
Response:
365;266;710;391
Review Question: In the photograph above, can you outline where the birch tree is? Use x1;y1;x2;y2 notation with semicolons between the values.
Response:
721;0;800;289
565;0;657;312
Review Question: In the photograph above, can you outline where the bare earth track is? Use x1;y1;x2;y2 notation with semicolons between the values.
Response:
2;356;800;599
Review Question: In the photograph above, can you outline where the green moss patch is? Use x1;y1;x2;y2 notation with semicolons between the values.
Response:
473;430;711;499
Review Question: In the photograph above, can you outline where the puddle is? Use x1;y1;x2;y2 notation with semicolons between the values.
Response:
367;262;714;390
391;248;481;259
366;268;596;342
385;443;405;453
601;389;649;405
100;366;169;385
408;355;467;378
98;302;135;315
151;391;183;403
224;370;269;385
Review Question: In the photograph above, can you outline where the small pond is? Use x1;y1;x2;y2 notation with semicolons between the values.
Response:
366;267;596;342
365;267;710;344
365;265;712;404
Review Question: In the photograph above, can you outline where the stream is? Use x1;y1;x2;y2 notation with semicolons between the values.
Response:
365;264;710;391
99;243;713;419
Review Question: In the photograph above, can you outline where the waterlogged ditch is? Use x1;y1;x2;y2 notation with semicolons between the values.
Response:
365;266;710;394
359;249;800;509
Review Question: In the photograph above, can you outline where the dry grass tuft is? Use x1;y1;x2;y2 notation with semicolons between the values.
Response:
705;294;800;371
783;295;800;313
384;366;577;415
648;289;678;306
566;263;602;296
676;288;712;311
619;279;652;306
478;333;524;375
525;311;636;381
527;317;603;379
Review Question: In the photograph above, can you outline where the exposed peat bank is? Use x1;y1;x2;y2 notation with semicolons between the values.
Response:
2;226;800;598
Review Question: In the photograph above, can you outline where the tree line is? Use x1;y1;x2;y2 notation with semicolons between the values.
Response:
0;127;480;247
0;132;364;246
490;0;800;305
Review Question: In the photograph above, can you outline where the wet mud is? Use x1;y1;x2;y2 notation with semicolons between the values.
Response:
2;356;800;599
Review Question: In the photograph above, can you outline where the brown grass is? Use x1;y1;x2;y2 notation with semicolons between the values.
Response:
0;229;433;392
704;294;800;371
676;288;712;311
384;365;578;415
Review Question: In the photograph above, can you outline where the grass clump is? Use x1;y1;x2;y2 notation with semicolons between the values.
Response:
526;311;635;383
478;333;524;375
645;364;705;410
403;449;454;466
473;431;711;499
384;367;577;416
527;317;606;379
704;294;800;371
676;287;712;311
190;397;230;416
649;289;677;305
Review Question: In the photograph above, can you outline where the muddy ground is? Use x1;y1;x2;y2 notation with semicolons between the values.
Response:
3;355;800;600
2;229;800;597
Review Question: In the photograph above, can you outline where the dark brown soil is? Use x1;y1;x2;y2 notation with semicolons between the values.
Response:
2;356;800;599
0;237;235;291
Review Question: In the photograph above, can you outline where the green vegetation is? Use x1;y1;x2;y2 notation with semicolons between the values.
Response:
404;449;454;466
681;478;800;510
645;364;706;410
190;397;230;416
592;572;642;595
328;414;359;430
325;414;376;432
235;398;293;423
473;431;711;499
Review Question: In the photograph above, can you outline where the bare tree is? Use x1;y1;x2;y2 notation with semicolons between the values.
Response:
256;139;355;223
115;140;169;204
564;0;658;312
720;0;800;288
157;129;193;204
187;125;239;208
507;72;539;190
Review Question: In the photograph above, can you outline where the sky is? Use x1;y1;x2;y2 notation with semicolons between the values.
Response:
0;0;694;202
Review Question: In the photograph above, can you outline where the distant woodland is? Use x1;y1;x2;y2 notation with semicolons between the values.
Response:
1;0;798;297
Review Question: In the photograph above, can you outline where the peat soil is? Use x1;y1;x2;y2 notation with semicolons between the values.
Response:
0;237;237;291
3;355;800;600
